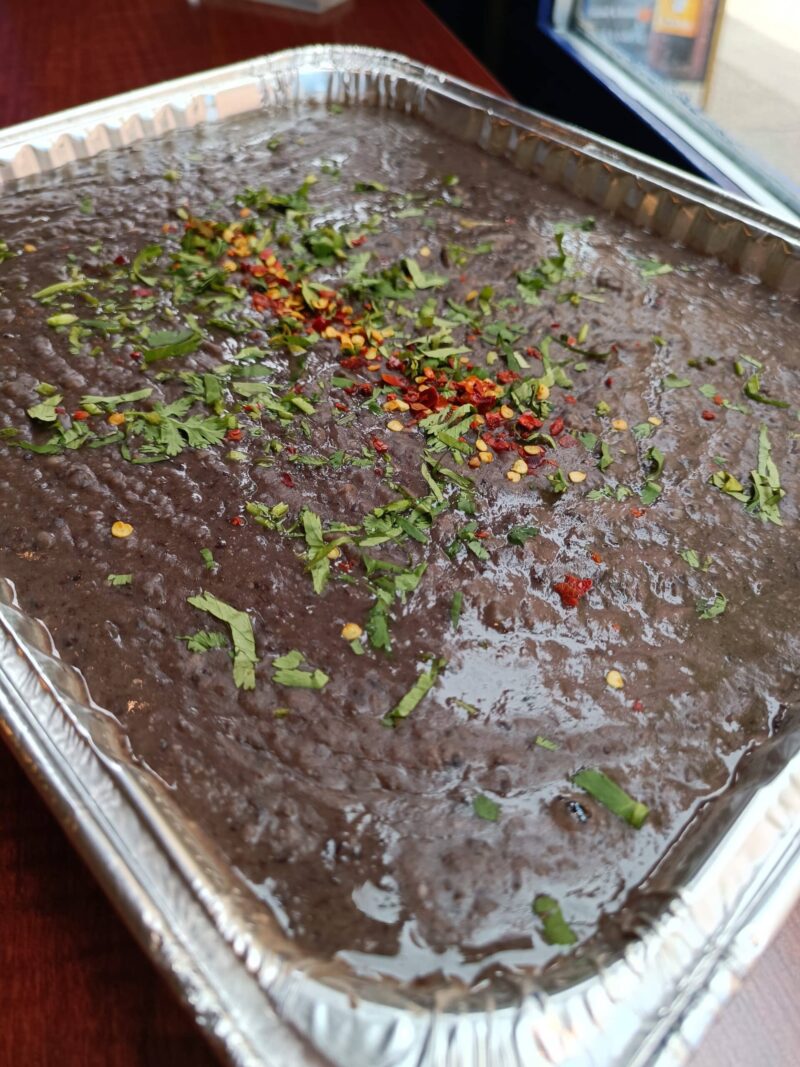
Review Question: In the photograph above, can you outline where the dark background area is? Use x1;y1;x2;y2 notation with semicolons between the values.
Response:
426;0;707;177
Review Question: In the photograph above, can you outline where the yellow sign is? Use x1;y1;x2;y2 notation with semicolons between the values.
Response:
652;0;703;37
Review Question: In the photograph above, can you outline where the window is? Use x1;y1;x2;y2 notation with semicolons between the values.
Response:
549;1;800;220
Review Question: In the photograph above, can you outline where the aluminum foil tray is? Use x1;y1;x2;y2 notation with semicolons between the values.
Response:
1;45;799;1067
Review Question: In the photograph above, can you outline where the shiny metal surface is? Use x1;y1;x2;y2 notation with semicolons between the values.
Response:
1;44;799;1067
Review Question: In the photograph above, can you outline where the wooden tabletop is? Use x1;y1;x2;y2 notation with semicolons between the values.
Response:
0;2;797;1064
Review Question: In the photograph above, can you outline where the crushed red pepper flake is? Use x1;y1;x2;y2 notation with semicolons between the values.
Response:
553;575;593;608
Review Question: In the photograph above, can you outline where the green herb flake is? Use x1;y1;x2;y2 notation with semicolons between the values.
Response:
106;573;132;586
696;591;727;619
598;442;614;470
383;659;444;725
680;548;712;571
636;257;673;278
179;630;230;653
533;894;577;946
534;736;559;751
26;394;63;422
743;372;789;409
186;591;258;690
200;547;216;572
507;525;539;546
572;767;649;828
272;649;329;689
472;793;501;822
450;590;463;630
662;373;691;390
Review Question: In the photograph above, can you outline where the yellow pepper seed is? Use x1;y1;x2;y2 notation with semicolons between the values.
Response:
419;245;431;258
568;470;587;483
468;456;481;468
499;404;514;420
465;289;479;302
648;415;663;426
341;623;363;641
512;459;529;475
536;383;550;401
606;670;625;690
111;521;133;539
479;450;494;464
393;399;410;412
387;419;404;432
611;418;628;431
506;470;521;483
326;547;341;560
475;439;489;453
367;362;381;372
107;412;126;427
523;444;543;455
23;243;37;253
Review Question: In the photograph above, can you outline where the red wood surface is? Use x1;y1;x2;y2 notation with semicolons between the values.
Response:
0;2;797;1065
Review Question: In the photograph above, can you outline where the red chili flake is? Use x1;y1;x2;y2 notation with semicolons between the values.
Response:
631;700;645;713
54;406;66;415
310;315;328;333
630;507;645;518
496;370;519;384
386;356;404;371
339;356;364;371
242;405;255;414
474;530;490;539
550;417;565;436
565;395;577;405
381;373;405;388
712;394;725;406
553;574;593;609
550;322;561;330
129;350;142;361
557;434;578;448
590;552;603;564
334;401;348;411
701;409;717;421
230;516;244;527
565;335;577;347
484;411;504;430
280;472;294;488
604;377;613;388
351;235;367;247
516;413;543;433
358;383;374;397
371;436;389;453
525;346;542;360
113;254;128;266
226;428;243;441
482;433;513;452
131;286;153;298
72;410;89;421
334;556;355;573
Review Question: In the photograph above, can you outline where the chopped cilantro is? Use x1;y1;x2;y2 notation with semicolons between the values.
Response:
186;591;258;690
696;592;727;619
472;793;501;822
662;373;691;389
572;768;649;828
450;590;463;630
507;525;539;546
382;659;444;725
680;548;712;571
107;573;132;586
179;630;229;653
272;649;329;689
533;894;577;946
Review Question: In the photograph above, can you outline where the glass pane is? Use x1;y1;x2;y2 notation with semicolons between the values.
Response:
571;1;800;212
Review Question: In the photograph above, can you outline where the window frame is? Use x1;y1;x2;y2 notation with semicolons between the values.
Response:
538;0;800;223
